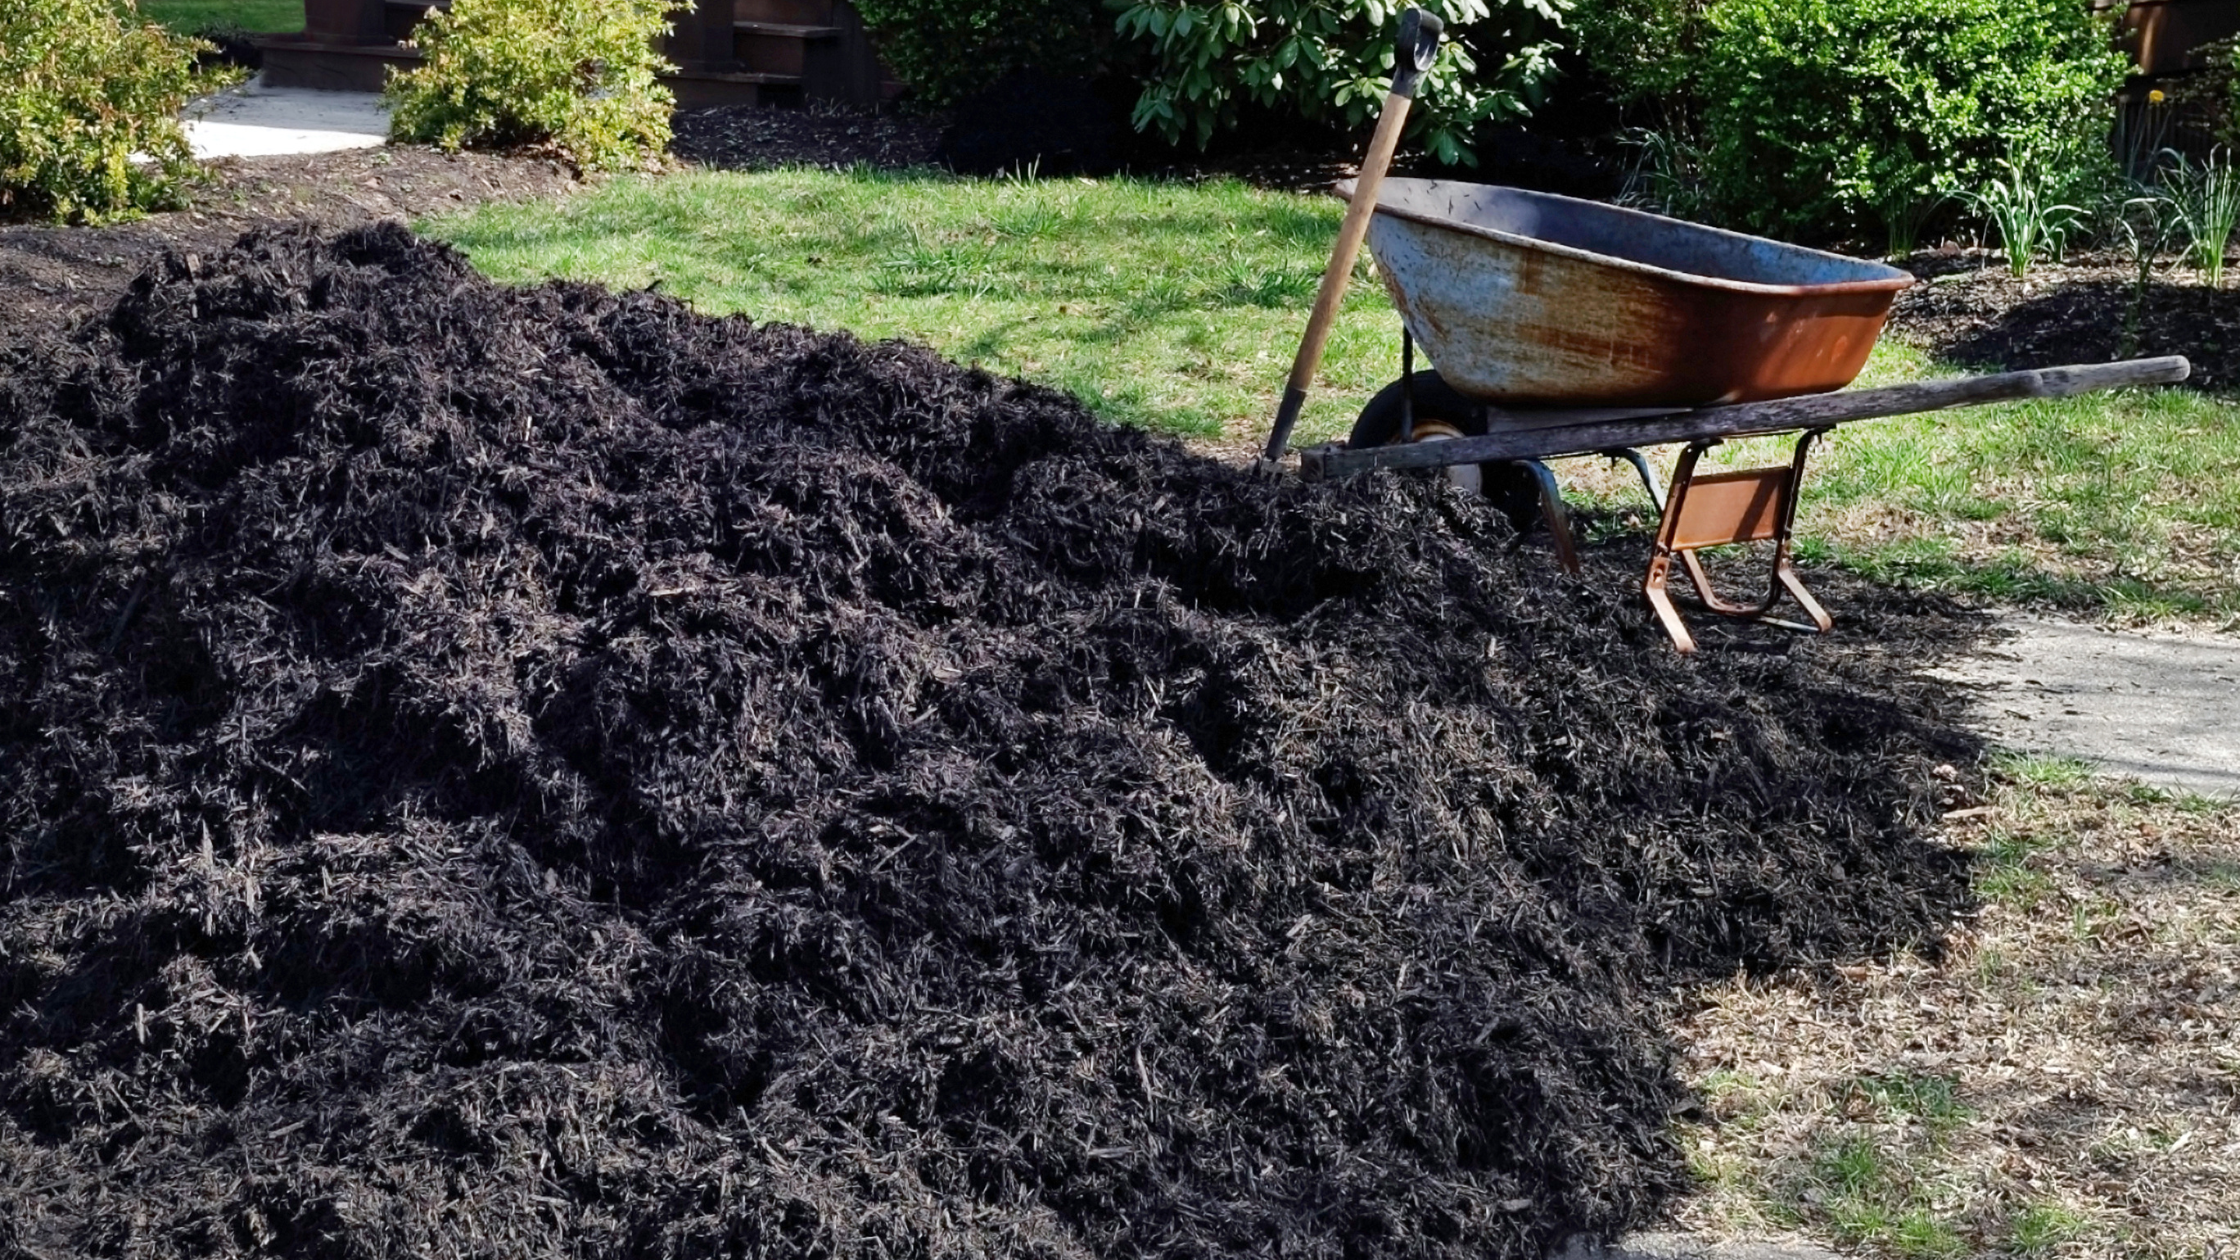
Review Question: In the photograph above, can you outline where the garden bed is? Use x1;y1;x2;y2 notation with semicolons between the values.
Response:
1888;250;2240;391
0;145;575;340
0;224;1984;1257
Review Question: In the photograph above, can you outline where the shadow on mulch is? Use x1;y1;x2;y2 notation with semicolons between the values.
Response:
0;224;1982;1258
1888;253;2240;389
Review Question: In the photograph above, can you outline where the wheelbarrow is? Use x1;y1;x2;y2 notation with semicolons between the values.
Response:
1273;176;2192;651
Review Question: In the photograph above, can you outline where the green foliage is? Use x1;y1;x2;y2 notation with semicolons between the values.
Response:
1697;0;2124;241
137;0;302;34
0;0;220;223
2104;186;2181;357
1968;155;2087;277
2165;149;2240;286
1575;0;2125;243
386;0;677;172
1614;126;1710;221
1112;0;1565;166
1566;0;1708;117
852;0;1112;108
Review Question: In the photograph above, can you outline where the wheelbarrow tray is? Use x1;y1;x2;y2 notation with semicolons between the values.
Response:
1338;178;1915;408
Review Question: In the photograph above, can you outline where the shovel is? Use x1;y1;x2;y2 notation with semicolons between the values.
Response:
1260;6;1444;464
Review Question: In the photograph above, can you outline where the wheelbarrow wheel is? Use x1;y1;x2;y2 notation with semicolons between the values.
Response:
1348;371;1544;530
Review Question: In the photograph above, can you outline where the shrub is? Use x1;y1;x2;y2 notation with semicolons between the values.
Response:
1689;0;2126;243
1112;0;1566;166
852;0;1113;109
0;0;217;223
1566;0;1710;121
386;0;677;172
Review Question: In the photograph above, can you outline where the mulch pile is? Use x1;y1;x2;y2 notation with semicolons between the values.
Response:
0;224;1977;1258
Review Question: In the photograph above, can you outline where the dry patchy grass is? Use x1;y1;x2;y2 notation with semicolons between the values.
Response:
1671;759;2240;1259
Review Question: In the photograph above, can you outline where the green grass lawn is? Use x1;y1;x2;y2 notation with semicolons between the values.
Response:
137;0;301;35
422;166;2240;622
431;167;1398;442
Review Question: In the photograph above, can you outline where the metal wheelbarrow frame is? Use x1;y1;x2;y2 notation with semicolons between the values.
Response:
1287;177;2194;651
1304;356;2193;651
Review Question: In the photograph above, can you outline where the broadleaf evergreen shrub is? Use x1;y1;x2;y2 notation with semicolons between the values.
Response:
852;0;1113;109
1112;0;1566;166
386;0;678;173
0;0;219;223
1566;0;1708;120
1570;0;2126;244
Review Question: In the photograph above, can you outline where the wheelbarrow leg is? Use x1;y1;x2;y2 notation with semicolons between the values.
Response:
1643;431;1832;651
1605;447;1665;512
1514;459;1580;575
1643;550;1697;653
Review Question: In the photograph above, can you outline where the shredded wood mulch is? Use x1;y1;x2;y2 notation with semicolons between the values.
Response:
0;224;1983;1258
0;146;578;343
670;104;944;173
1887;250;2240;390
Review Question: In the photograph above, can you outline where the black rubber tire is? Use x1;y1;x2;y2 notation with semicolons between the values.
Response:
1348;371;1543;530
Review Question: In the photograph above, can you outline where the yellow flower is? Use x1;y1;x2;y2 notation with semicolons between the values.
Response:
2150;89;2167;104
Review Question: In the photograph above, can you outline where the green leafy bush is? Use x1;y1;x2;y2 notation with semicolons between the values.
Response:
852;0;1113;108
1566;0;1709;120
0;0;217;223
1112;0;1565;166
1690;0;2126;242
1570;0;2125;244
386;0;677;172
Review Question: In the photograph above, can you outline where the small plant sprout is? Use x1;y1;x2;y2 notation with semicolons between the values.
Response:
1969;158;2088;278
1876;184;1952;260
2107;189;2182;359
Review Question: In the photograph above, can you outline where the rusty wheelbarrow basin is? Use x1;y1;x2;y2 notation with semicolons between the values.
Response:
1340;178;1916;408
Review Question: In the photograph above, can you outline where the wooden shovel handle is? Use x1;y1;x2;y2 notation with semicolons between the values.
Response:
1262;8;1443;463
1263;99;1413;454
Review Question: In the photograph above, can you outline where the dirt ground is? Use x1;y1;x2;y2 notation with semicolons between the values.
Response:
669;103;945;173
0;144;577;338
1673;772;2240;1259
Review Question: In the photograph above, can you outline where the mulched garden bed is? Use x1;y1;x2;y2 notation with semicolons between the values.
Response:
670;104;945;173
0;224;1982;1258
1887;249;2240;390
0;145;577;343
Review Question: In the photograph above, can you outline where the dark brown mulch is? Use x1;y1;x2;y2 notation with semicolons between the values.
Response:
670;104;944;172
0;145;577;343
0;223;1982;1259
1886;249;2240;390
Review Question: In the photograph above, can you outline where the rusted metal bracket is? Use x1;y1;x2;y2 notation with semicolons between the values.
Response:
1643;430;1831;654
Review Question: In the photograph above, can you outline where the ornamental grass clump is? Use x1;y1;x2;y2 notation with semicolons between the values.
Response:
2167;150;2240;287
1968;156;2089;278
386;0;678;173
0;0;223;223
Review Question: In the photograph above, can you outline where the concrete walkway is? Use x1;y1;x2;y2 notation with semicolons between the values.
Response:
1934;614;2240;799
184;77;389;160
1556;1232;1836;1260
